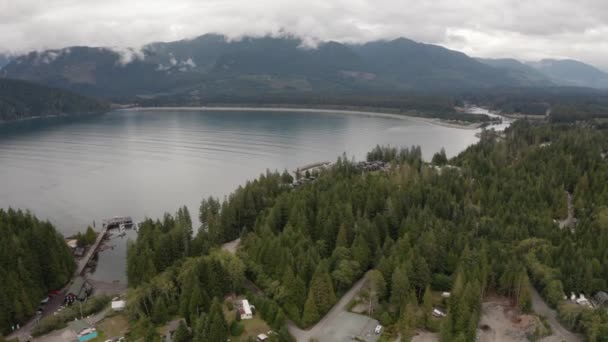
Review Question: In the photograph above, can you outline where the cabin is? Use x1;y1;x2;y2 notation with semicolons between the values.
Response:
66;239;78;249
432;308;447;317
112;300;126;312
65;276;92;304
576;294;592;307
69;320;98;342
238;299;253;320
256;333;269;341
594;291;608;307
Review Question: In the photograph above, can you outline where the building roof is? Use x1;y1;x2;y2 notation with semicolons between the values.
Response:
68;276;86;295
595;291;608;303
68;320;91;334
67;276;90;300
111;300;126;310
242;299;252;315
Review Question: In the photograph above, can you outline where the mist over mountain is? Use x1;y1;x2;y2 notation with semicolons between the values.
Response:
0;54;13;70
2;34;607;101
526;59;608;89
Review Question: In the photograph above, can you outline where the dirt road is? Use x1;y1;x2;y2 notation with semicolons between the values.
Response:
288;274;368;342
530;285;582;342
221;238;241;254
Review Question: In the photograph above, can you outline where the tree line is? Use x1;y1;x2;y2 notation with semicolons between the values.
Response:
0;209;75;335
0;78;109;122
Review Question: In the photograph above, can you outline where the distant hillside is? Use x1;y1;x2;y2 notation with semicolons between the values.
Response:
527;59;608;89
0;34;552;100
476;58;552;87
0;78;109;122
351;39;523;90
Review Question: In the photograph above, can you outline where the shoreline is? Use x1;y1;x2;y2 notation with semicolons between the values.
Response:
119;106;483;130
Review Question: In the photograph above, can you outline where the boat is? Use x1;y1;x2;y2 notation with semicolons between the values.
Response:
103;216;134;229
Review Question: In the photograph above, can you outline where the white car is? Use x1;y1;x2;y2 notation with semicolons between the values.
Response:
374;325;382;334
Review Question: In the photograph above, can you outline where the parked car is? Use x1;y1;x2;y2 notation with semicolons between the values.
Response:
374;325;382;334
40;297;50;305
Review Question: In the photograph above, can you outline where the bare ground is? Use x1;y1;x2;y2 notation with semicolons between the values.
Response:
221;238;241;254
477;298;537;342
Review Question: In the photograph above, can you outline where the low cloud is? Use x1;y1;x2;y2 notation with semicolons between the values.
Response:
1;0;607;69
109;47;146;66
156;54;197;72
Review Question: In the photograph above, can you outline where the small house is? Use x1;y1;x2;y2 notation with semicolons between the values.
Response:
66;239;78;249
576;294;592;307
112;300;126;312
594;291;608;307
69;320;98;342
239;299;253;320
65;276;92;305
257;334;269;341
432;308;447;317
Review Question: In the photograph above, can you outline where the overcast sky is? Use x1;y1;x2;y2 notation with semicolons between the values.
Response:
1;0;607;69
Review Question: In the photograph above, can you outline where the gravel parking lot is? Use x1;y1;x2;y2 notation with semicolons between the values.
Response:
316;311;380;342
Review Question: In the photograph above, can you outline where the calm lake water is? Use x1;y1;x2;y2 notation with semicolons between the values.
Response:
0;109;480;283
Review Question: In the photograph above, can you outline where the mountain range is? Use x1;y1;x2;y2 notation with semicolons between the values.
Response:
1;34;607;100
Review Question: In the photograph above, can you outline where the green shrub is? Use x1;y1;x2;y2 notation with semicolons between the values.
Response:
31;296;111;336
230;321;244;336
31;315;67;336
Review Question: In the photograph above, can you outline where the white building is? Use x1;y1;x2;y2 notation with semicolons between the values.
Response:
240;299;253;320
112;300;126;312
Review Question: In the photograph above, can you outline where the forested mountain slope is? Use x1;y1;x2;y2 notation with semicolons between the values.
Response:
0;35;554;99
528;59;608;89
0;78;109;122
0;209;75;334
124;122;608;341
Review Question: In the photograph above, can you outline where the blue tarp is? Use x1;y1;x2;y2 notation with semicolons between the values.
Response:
78;331;98;342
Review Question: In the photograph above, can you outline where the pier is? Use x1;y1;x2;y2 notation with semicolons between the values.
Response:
294;161;332;174
75;226;109;276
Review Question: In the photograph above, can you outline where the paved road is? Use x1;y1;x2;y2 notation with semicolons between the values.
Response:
6;288;68;341
530;285;582;342
288;273;368;342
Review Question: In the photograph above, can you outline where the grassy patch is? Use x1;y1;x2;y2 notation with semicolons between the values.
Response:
93;313;129;340
223;297;271;342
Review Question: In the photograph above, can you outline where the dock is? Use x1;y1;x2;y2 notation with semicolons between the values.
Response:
75;226;108;276
294;161;332;174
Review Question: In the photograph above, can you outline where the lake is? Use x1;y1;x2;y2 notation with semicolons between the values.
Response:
0;108;481;283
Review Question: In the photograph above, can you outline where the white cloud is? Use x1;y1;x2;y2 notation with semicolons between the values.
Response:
0;0;607;69
109;46;146;66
